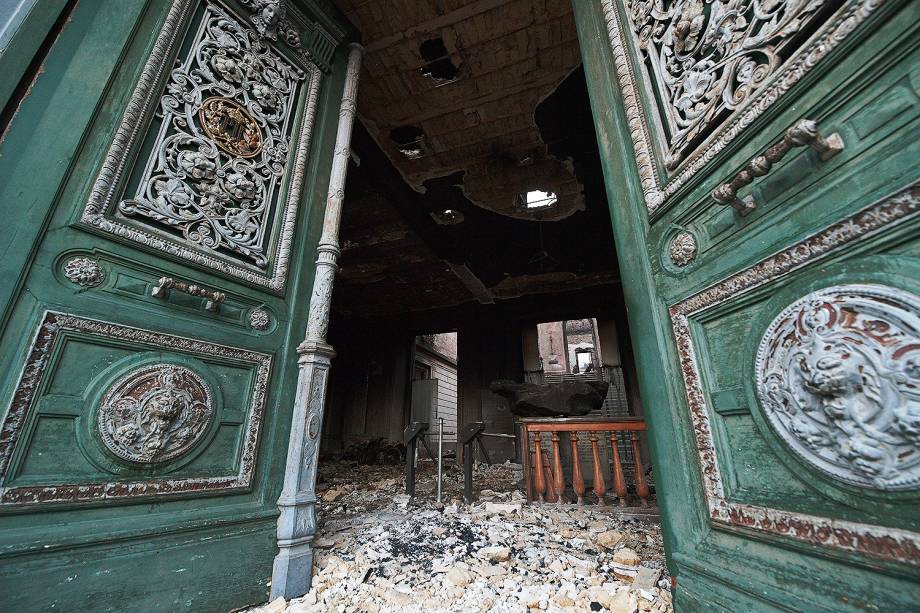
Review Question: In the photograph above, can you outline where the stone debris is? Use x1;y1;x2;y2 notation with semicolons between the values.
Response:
596;530;625;549
445;566;474;587
632;567;662;591
611;548;641;580
477;545;512;562
248;460;671;613
321;488;345;503
261;597;287;613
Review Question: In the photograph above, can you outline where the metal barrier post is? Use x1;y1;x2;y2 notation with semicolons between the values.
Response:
460;422;486;504
436;417;444;504
403;421;429;498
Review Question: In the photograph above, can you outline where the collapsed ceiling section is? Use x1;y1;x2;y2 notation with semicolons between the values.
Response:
330;0;620;322
336;0;585;221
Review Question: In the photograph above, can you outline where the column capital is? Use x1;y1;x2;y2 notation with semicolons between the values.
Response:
296;340;336;359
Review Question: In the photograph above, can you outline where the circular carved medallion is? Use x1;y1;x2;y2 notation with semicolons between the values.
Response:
198;97;263;158
755;284;920;490
669;232;697;267
64;256;105;287
97;364;213;464
249;307;272;331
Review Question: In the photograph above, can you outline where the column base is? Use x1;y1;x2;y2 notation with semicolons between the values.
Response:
271;541;314;600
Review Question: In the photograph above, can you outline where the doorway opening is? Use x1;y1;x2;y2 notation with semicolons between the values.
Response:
411;332;459;457
295;1;670;610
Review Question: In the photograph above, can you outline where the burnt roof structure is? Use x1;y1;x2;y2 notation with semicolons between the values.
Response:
332;0;620;326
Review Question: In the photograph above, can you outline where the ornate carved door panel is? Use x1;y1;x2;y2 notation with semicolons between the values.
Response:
577;0;920;609
0;1;352;610
79;0;324;291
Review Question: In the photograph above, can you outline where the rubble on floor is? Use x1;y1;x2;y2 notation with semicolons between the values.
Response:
339;438;407;466
251;461;672;613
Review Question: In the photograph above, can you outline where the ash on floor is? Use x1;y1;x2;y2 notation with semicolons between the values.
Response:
250;461;672;613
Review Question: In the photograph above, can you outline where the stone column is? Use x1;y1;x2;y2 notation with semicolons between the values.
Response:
271;42;363;601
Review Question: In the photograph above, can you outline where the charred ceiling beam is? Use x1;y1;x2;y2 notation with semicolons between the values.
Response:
336;283;625;336
368;70;576;146
363;18;578;84
449;263;494;304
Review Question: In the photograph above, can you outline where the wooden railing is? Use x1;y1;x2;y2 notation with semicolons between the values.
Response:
519;417;649;507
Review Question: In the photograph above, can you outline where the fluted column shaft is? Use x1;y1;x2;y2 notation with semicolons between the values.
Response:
271;43;363;601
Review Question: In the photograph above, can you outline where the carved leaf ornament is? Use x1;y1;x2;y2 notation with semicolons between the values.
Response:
669;231;697;267
756;285;920;491
63;256;105;287
626;0;833;169
120;3;305;269
98;364;213;464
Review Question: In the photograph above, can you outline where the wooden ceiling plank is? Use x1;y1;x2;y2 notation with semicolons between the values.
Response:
363;0;510;52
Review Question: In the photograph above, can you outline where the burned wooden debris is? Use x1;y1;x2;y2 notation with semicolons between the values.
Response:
490;379;610;417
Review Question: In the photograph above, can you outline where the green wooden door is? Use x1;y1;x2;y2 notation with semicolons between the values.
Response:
0;1;351;610
575;0;920;609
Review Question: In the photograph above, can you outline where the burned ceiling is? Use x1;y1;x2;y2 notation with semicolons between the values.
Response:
336;0;585;221
330;0;620;324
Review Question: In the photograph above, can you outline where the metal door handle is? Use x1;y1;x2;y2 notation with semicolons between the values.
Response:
151;276;225;312
712;119;844;216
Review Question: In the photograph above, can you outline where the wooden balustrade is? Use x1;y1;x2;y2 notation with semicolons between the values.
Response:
519;417;649;507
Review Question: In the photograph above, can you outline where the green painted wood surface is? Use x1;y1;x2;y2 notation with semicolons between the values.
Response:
0;1;353;610
574;0;920;610
0;0;67;112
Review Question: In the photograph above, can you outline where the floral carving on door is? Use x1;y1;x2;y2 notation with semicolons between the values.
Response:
625;0;834;169
756;284;920;491
81;0;323;291
118;3;305;270
668;231;697;267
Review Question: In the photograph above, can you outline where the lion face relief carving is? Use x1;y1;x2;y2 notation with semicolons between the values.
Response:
97;364;213;464
756;284;920;490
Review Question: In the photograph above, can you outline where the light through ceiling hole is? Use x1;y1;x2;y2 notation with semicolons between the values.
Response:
431;208;464;225
390;125;426;159
522;190;558;210
418;37;461;83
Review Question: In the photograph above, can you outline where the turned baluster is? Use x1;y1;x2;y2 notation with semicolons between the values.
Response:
527;448;536;502
533;434;546;503
542;448;559;503
589;432;606;506
609;431;628;506
630;432;650;507
550;432;565;504
570;432;585;505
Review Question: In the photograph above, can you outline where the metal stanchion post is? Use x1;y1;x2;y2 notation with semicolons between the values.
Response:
406;435;417;498
436;417;444;504
403;422;429;498
460;422;486;504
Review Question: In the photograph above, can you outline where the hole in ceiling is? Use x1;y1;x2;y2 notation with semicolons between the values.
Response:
390;125;426;159
521;190;558;210
418;37;461;83
431;208;465;225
